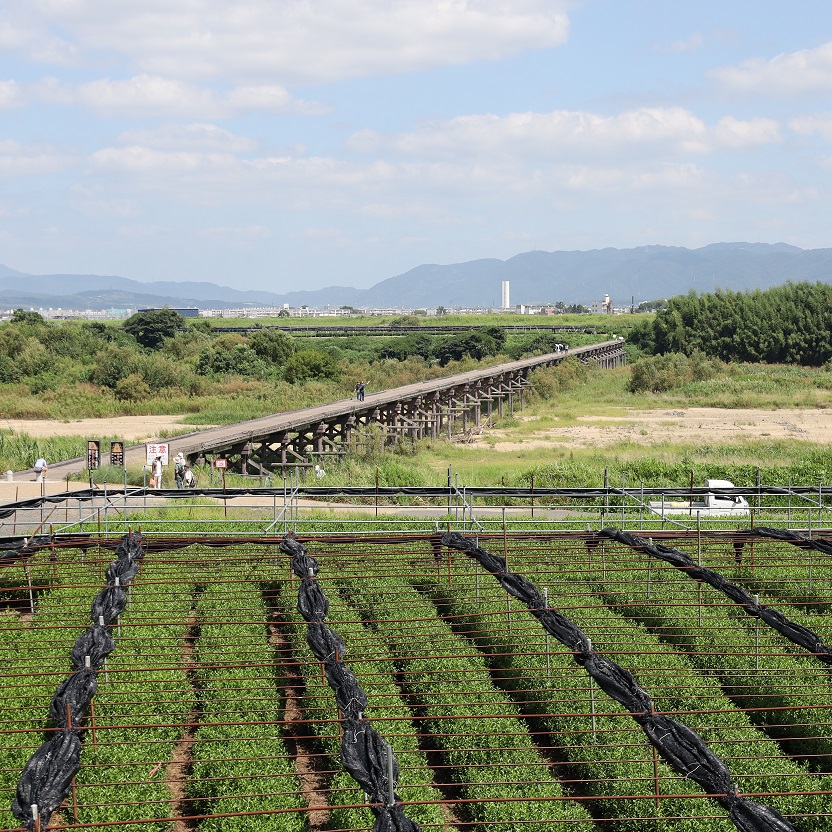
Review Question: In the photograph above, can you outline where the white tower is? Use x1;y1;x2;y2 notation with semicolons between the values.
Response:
501;280;510;310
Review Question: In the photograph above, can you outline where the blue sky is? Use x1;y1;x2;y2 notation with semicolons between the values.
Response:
1;0;831;292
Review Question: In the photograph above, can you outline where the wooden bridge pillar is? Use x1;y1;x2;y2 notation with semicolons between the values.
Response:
431;394;440;440
343;415;356;446
315;422;327;454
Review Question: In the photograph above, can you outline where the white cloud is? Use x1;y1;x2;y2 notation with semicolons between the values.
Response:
713;116;782;149
713;40;832;95
665;32;704;55
0;80;23;107
78;76;215;117
35;74;312;118
0;16;78;64
196;225;272;243
7;1;570;84
91;145;238;173
0;140;77;176
790;113;832;142
70;185;143;218
349;107;780;161
115;123;259;153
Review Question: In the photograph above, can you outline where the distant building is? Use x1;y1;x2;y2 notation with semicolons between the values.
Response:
590;294;613;315
501;280;510;309
138;307;200;318
516;304;542;315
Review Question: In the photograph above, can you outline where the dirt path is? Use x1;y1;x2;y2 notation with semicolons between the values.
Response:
484;407;832;451
4;405;832;452
0;415;204;441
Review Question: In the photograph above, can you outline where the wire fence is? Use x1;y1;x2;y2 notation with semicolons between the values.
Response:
5;479;832;542
2;527;832;830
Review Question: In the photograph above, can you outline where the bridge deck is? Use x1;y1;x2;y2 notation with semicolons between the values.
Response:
39;340;623;479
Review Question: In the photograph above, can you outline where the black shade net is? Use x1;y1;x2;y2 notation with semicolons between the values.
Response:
441;531;799;832
9;532;145;831
279;532;421;832
749;526;832;557
596;528;832;664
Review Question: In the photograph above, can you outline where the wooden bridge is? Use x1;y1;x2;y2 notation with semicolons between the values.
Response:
44;340;625;479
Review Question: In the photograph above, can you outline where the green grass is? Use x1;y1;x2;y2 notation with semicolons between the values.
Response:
9;350;832;491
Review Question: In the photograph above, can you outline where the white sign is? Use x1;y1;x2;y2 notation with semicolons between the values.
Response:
214;458;229;469
146;443;170;465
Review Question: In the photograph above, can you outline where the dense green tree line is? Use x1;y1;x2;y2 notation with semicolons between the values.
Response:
629;282;832;365
0;309;575;408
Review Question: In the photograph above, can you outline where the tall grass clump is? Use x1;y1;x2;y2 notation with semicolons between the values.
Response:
628;351;722;393
0;431;122;473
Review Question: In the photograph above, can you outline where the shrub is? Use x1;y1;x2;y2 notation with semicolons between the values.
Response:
114;373;152;401
131;352;181;389
26;366;78;394
162;329;212;360
196;344;269;378
249;329;296;365
89;346;139;389
16;339;51;377
0;355;20;383
10;308;45;325
435;331;501;365
629;351;722;393
283;349;340;383
352;424;387;461
123;308;185;349
529;357;593;399
378;333;436;362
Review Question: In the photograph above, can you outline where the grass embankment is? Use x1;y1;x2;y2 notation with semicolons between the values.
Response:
7;355;832;490
282;360;832;491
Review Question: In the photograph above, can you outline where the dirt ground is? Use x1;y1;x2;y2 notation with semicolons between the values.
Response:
0;415;204;442
2;407;832;450
485;407;832;451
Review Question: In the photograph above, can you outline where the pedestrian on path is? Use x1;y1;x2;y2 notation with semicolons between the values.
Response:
173;453;185;489
151;456;163;489
33;457;48;482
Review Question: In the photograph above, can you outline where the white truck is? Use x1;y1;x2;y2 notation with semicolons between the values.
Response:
648;479;750;517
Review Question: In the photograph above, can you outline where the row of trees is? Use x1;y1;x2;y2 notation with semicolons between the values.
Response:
378;329;568;365
0;309;574;402
629;282;832;366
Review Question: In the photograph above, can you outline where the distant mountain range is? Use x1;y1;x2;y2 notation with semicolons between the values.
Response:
1;242;831;311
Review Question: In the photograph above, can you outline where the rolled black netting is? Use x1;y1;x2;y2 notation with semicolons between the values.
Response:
749;526;832;557
10;532;145;831
441;531;799;832
596;528;832;663
279;532;422;832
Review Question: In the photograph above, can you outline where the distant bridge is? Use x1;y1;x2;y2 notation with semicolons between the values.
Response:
43;340;624;480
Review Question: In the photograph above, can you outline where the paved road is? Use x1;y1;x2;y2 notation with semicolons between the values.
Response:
26;341;621;482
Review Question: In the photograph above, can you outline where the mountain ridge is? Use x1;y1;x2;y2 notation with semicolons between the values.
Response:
1;242;830;311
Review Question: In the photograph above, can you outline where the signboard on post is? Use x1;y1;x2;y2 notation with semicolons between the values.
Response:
87;440;101;470
214;458;229;469
145;443;169;465
110;441;124;467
